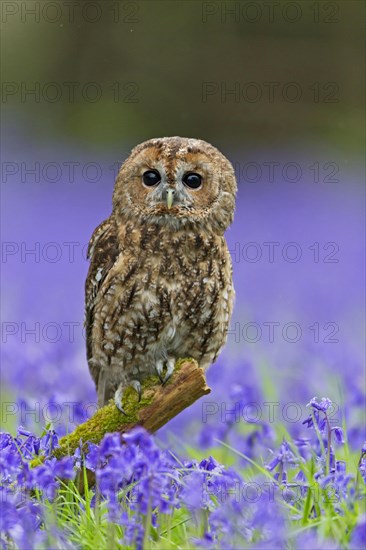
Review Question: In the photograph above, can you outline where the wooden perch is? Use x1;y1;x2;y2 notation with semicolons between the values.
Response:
53;358;210;459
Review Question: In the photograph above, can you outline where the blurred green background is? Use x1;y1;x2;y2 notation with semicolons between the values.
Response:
1;0;364;153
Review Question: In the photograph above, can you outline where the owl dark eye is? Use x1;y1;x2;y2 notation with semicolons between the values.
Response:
142;170;161;187
182;172;202;189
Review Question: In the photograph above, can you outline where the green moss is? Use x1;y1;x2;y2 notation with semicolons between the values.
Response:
30;456;45;468
54;401;136;459
175;357;194;371
53;358;193;459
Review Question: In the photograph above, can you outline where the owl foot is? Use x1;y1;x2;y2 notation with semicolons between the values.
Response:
114;380;142;414
155;358;175;385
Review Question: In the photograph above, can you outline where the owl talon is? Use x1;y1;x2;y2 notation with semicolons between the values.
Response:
155;362;165;384
162;359;175;384
130;380;142;402
114;380;142;413
114;388;127;415
162;373;172;385
115;400;127;415
155;359;175;385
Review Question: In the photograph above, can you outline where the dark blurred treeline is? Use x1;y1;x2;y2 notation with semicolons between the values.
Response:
2;0;364;151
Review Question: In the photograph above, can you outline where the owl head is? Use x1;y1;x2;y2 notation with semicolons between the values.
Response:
112;137;237;234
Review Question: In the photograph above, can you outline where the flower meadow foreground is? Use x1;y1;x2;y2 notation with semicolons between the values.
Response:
1;395;365;549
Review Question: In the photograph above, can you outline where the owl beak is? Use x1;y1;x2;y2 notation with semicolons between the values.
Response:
166;188;175;209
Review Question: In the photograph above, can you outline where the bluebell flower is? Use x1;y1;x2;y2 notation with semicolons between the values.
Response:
332;426;344;444
307;397;333;413
350;515;366;548
266;440;303;483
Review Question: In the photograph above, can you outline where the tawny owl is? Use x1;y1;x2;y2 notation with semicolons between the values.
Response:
85;137;237;412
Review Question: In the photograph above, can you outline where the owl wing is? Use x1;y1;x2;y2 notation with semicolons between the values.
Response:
85;217;120;384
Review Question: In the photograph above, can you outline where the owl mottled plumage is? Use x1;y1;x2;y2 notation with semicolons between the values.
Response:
85;137;237;410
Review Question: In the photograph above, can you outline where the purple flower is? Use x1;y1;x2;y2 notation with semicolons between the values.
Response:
42;430;58;456
294;470;306;482
303;397;335;433
317;458;355;509
358;457;366;484
350;515;366;549
306;397;333;413
86;427;182;535
292;531;339;549
332;427;345;444
180;455;240;514
17;427;33;437
265;440;303;482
